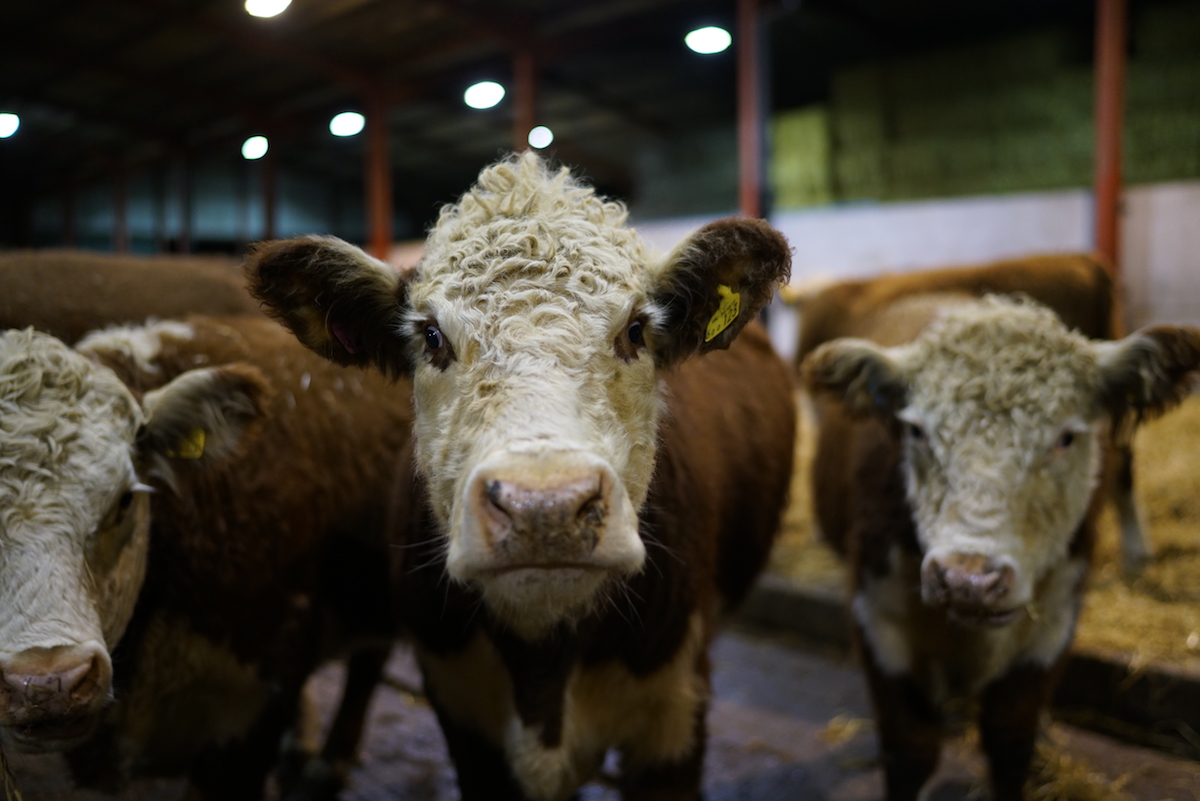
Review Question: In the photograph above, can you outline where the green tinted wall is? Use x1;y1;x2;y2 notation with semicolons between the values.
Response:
771;1;1200;209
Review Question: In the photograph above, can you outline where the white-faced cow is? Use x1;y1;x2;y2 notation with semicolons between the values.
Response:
0;315;414;800
802;295;1200;801
245;152;797;801
786;254;1152;573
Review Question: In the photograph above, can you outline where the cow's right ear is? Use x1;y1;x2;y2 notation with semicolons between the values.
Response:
138;364;270;487
802;338;908;418
244;236;414;376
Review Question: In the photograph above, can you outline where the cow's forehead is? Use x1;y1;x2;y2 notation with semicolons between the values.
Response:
412;155;651;316
903;299;1098;430
0;330;139;540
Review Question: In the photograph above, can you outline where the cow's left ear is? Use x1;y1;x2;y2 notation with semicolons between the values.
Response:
646;218;791;366
138;364;270;485
1095;325;1200;435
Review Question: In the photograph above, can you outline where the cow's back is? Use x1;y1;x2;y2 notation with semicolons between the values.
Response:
0;250;261;343
795;254;1115;369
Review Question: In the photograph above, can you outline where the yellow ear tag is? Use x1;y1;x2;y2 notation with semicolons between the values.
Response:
705;284;741;343
168;428;206;460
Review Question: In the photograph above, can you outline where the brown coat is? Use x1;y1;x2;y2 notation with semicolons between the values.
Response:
67;316;413;799
0;250;262;343
793;254;1117;368
397;322;795;801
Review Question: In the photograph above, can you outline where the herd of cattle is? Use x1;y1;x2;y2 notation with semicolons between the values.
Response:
0;153;1196;801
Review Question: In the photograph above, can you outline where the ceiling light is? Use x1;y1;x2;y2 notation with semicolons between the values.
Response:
245;0;291;18
464;81;505;110
685;26;732;54
0;113;18;139
330;111;365;137
528;126;554;149
242;136;269;160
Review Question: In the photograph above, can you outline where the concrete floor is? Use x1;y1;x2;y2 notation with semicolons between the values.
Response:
7;627;1199;800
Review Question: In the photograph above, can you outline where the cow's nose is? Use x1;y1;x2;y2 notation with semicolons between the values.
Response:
0;643;111;723
477;468;607;552
922;553;1015;611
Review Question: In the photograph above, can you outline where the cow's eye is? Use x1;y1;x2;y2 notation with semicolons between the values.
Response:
425;325;444;351
906;422;926;441
627;321;644;346
99;489;136;530
1055;431;1076;450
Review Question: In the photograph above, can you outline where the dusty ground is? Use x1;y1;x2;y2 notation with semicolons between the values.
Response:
7;632;1198;801
769;393;1200;674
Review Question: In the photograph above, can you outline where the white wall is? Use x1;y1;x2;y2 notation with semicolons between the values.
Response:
634;181;1200;361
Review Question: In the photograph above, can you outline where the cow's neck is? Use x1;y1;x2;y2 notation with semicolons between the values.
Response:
488;621;593;748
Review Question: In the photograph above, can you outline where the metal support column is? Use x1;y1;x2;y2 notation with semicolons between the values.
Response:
1094;0;1128;278
737;0;765;219
512;46;537;152
365;91;393;260
113;168;129;253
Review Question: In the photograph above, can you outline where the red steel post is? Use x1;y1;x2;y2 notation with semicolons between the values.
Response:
737;0;764;219
1094;0;1128;277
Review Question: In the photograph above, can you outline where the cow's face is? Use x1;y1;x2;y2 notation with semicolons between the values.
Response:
805;297;1200;627
247;153;791;638
0;328;265;752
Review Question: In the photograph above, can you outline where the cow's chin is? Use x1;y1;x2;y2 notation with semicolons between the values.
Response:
942;604;1023;629
2;713;102;754
476;567;615;641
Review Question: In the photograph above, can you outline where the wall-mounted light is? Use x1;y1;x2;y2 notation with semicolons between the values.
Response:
528;126;554;149
330;111;365;137
0;113;19;139
685;26;731;54
464;81;505;110
245;0;291;18
242;136;269;160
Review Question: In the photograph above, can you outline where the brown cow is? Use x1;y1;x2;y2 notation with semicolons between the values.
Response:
787;254;1152;573
244;152;796;801
0;315;413;800
0;249;262;344
802;294;1200;801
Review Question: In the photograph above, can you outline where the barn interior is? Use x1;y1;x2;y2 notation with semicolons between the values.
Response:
2;1;1200;799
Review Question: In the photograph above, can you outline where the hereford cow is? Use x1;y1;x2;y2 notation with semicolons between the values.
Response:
802;295;1200;801
786;255;1152;573
244;152;796;800
0;315;414;800
0;249;261;344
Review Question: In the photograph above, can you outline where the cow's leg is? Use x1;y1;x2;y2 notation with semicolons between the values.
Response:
281;645;391;801
430;700;529;801
618;699;706;801
979;662;1057;801
1112;445;1151;574
861;641;941;801
188;679;308;800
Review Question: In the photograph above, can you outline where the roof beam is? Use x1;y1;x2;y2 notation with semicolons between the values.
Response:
113;0;380;94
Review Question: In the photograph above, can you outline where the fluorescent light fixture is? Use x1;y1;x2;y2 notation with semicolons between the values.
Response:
0;113;18;139
685;26;731;54
242;136;269;160
330;111;365;137
528;126;554;149
245;0;291;18
464;81;505;110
